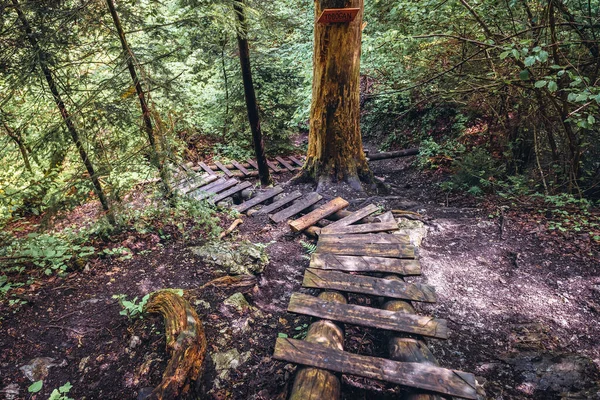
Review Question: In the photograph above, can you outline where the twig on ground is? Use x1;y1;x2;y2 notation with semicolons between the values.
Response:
218;218;243;239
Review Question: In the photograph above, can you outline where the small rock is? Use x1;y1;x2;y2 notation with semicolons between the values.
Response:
194;299;211;309
20;357;57;382
129;335;141;349
211;349;251;381
223;293;251;312
0;384;19;400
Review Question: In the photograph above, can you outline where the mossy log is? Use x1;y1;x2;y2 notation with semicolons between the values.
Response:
144;290;207;400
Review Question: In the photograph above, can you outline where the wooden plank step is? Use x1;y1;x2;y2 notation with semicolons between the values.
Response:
211;181;252;204
289;156;304;167
377;210;395;223
321;221;398;235
188;177;225;197
214;160;233;177
275;156;295;171
183;174;218;194
310;253;421;275
288;293;447;338
255;190;302;216
303;268;436;303
289;197;349;232
233;186;284;213
246;159;258;169
267;160;281;172
315;242;415;258
230;160;250;176
322;204;380;232
273;338;477;399
198;161;216;175
318;233;411;245
196;178;238;200
270;192;322;223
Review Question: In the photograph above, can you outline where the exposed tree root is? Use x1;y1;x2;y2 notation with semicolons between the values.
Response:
144;290;206;400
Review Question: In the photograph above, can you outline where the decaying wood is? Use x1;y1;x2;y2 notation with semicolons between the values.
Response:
367;148;420;161
318;233;410;245
321;204;379;232
198;274;257;291
270;192;323;223
144;290;207;400
198;161;216;175
275;156;295;171
214;160;234;177
289;291;346;400
304;225;322;238
288;156;304;167
219;218;243;239
274;338;477;399
320;221;398;235
315;241;415;258
254;190;302;215
289;197;349;232
310;253;421;275
302;268;436;303
267;160;282;172
288;293;447;338
211;181;252;204
233;186;284;213
183;175;218;194
231;160;250;175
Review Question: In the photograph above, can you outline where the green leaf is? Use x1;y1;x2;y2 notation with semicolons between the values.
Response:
524;56;536;67
519;70;530;80
499;51;510;60
534;80;547;88
28;380;43;393
588;115;596;125
278;332;288;338
59;382;73;393
547;81;558;92
511;49;519;59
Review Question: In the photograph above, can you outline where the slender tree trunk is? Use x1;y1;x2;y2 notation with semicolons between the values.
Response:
233;0;271;186
301;0;371;191
221;37;230;137
12;0;115;225
2;120;32;173
106;0;172;197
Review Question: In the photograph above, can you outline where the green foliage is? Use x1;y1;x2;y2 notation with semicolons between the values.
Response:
112;293;151;320
48;382;74;400
27;381;43;393
299;240;317;260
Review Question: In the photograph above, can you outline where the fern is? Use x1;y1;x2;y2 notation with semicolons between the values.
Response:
300;240;317;260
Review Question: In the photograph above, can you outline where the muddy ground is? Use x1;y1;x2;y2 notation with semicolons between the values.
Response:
1;156;599;400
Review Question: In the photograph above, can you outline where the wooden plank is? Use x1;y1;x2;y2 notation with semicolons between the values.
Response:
320;221;398;235
233;186;284;213
196;178;238;200
270;192;322;223
315;242;415;258
255;190;302;216
275;156;295;172
288;293;447;339
289;197;349;232
302;268;436;303
246;159;258;169
267;160;282;172
231;160;250;175
310;253;421;275
322;204;379;231
376;210;395;223
289;156;304;167
318;233;411;245
183;174;218;194
214;160;233;177
273;338;477;399
211;181;252;204
198;161;216;175
188;177;225;197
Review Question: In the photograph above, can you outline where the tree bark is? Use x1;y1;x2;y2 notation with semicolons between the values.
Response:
12;0;115;225
106;0;172;197
234;0;271;186
2;119;32;173
300;0;371;191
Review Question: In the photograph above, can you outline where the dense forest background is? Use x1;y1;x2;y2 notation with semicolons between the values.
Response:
1;0;599;247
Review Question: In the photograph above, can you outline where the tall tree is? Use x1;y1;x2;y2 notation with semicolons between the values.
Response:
300;0;371;191
234;0;271;186
105;0;172;197
11;0;116;225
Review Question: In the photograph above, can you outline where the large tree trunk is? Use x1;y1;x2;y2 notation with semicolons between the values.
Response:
12;0;115;225
234;0;271;186
106;0;172;197
300;0;371;191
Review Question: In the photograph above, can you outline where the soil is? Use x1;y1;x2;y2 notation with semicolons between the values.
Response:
1;154;599;400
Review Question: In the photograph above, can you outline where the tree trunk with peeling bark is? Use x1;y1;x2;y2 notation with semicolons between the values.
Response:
299;0;371;191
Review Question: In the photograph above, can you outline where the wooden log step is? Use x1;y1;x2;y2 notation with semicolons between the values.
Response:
246;159;258;169
289;197;349;232
183;174;218;194
254;190;302;215
318;233;411;245
188;178;226;198
315;242;415;258
233;186;284;213
273;338;477;399
210;181;253;204
267;160;281;172
321;204;380;232
288;156;304;167
303;268;436;303
276;156;295;171
214;160;233;177
195;178;238;201
198;161;216;175
310;253;421;275
288;293;447;339
270;192;322;223
231;160;250;176
320;221;399;235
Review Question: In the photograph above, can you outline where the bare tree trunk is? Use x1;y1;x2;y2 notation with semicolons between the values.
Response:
12;0;115;225
2;119;32;173
106;0;172;197
300;0;372;191
234;0;271;186
221;37;230;137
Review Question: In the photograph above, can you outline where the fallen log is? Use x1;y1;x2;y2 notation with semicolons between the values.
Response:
367;148;419;161
144;290;207;400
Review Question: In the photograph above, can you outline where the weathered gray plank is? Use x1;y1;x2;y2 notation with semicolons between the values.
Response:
288;293;447;339
255;191;302;215
318;233;411;245
320;221;398;235
273;338;477;399
214;160;233;177
289;156;304;167
196;178;238;200
315;241;415;258
233;186;284;213
246;159;258;169
183;174;218;194
231;160;250;175
188;178;225;199
322;204;380;232
198;161;216;175
270;192;322;223
302;268;436;303
211;181;252;204
267;160;282;172
310;253;421;275
276;156;295;171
